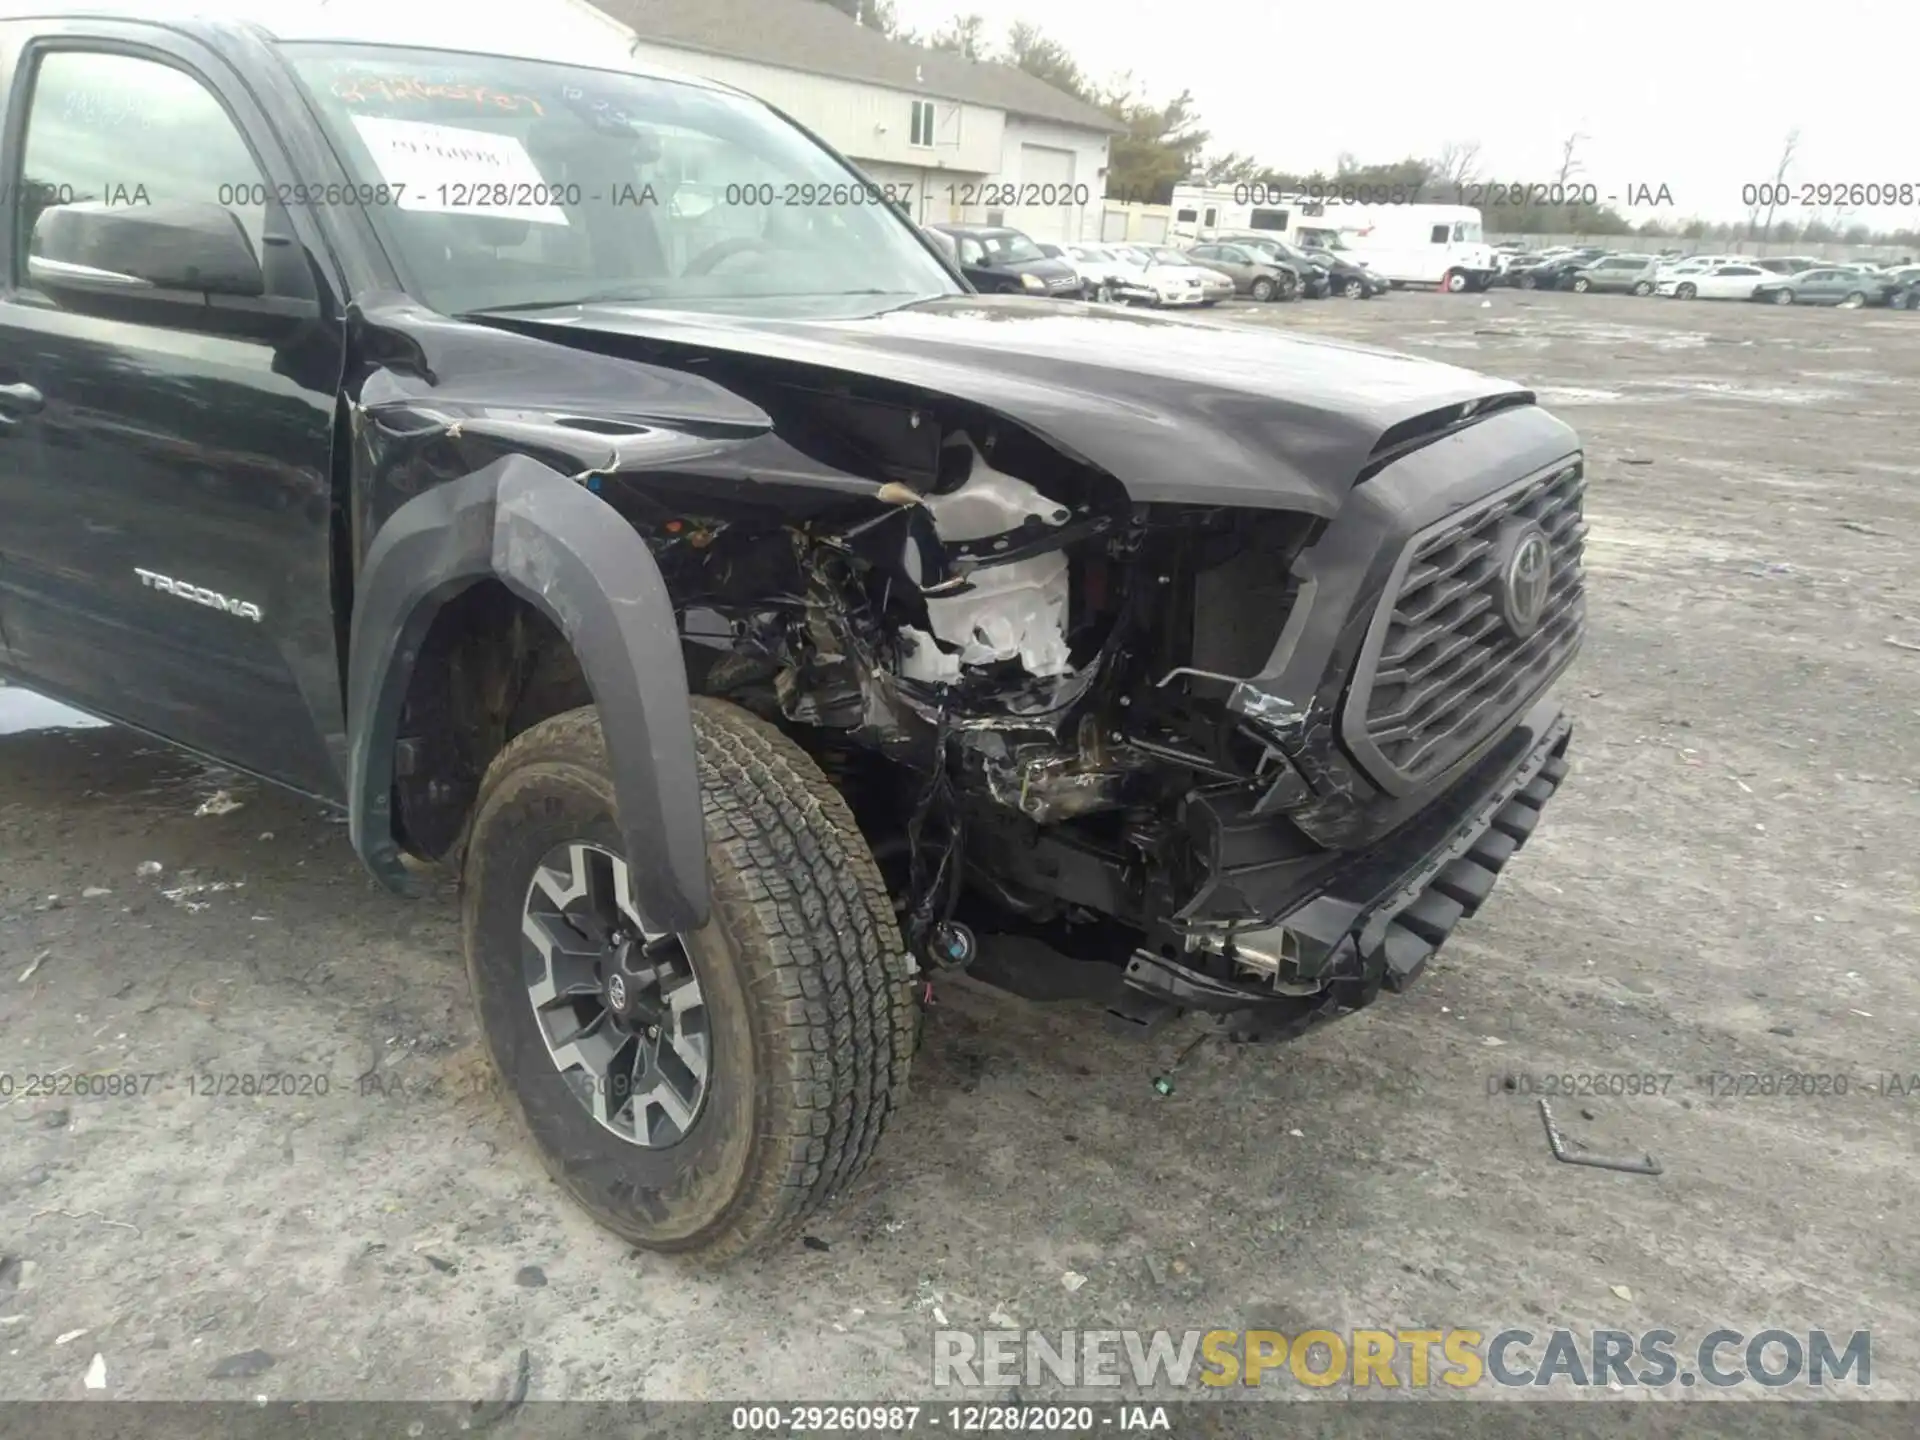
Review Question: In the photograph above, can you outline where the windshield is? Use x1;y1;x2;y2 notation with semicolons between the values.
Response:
1148;247;1190;265
282;44;959;314
975;231;1045;264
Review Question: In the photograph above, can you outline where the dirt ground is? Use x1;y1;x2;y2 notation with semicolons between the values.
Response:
1;288;1916;1419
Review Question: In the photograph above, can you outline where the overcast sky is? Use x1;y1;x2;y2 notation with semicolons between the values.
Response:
892;0;1917;228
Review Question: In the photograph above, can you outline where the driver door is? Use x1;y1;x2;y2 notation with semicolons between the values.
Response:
0;30;346;794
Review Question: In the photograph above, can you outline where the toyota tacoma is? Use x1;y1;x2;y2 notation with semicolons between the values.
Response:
0;2;1585;1260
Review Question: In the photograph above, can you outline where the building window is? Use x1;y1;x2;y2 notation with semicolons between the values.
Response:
909;100;935;149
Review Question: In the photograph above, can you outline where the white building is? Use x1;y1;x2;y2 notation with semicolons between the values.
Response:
574;0;1121;241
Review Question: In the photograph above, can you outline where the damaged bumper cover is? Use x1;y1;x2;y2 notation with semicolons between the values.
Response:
1120;698;1573;1038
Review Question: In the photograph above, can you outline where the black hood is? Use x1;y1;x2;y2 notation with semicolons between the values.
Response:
486;294;1538;517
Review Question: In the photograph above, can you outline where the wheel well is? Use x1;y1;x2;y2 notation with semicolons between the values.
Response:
392;580;594;861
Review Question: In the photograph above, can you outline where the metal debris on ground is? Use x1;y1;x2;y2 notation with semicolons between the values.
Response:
1537;1098;1662;1176
18;950;49;983
195;791;243;817
1151;1030;1211;1095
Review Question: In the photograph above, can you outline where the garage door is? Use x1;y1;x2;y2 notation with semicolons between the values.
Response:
1007;144;1076;243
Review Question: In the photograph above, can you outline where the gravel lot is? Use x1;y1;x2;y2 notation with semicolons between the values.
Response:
1;288;1915;1421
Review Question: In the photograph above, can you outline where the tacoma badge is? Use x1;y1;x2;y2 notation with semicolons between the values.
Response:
134;568;264;623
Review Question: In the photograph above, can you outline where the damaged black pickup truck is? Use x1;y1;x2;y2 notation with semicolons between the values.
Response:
0;6;1584;1260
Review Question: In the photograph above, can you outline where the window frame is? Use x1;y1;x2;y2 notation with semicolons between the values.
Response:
0;24;352;307
908;98;935;149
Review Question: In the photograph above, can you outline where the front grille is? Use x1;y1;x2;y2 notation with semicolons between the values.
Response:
1351;462;1587;786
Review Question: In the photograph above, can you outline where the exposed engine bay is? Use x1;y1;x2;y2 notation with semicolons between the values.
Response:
625;394;1337;993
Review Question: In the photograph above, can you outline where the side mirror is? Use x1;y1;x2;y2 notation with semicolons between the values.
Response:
28;200;319;339
31;200;264;297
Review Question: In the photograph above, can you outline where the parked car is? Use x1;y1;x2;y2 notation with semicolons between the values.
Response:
1185;242;1298;301
1215;234;1333;297
1230;233;1388;299
1140;245;1235;305
1655;262;1777;301
1878;265;1920;308
1053;242;1149;304
928;224;1084;298
0;0;1591;1265
1513;253;1597;290
1749;267;1891;308
1039;242;1121;302
1106;244;1209;307
1754;256;1823;275
1570;254;1660;295
1652;253;1744;284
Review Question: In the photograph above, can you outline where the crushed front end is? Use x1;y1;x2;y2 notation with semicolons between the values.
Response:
622;370;1587;1043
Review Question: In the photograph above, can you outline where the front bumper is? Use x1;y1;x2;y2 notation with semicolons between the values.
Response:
1118;698;1573;1041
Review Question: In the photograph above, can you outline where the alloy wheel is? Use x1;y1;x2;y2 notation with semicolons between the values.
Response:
521;841;711;1147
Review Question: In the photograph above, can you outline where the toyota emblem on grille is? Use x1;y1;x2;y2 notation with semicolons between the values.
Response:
1497;524;1552;639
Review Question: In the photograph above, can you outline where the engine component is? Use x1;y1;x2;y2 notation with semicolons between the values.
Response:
913;438;1075;678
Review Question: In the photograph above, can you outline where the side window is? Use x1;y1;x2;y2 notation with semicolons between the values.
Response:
1430;224;1450;244
16;49;268;271
1202;207;1217;227
1175;207;1198;223
958;236;983;265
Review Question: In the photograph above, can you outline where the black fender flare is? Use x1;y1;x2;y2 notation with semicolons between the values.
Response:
344;452;707;934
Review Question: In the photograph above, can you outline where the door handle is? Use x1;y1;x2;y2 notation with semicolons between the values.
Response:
0;382;45;416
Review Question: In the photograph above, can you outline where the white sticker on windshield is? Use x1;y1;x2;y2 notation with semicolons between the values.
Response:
348;115;569;226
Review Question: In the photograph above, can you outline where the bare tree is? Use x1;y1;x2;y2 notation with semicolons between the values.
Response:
1757;128;1799;243
1553;131;1587;188
1433;139;1483;193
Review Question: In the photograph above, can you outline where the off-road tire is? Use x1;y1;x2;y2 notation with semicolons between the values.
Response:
461;699;914;1263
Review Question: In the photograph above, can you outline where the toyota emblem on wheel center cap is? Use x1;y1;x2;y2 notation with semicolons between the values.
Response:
1495;523;1553;640
607;972;629;1013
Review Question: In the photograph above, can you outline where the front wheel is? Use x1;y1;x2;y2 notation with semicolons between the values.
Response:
1676;282;1697;300
1838;291;1866;310
1443;269;1470;293
1632;280;1654;296
1572;276;1592;292
1517;271;1538;290
1250;276;1276;302
461;700;914;1262
1341;276;1367;299
1772;288;1795;305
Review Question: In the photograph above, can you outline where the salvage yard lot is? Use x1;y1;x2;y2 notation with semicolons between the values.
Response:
0;289;1915;1412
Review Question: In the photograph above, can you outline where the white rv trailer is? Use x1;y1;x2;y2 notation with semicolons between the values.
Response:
1166;183;1501;291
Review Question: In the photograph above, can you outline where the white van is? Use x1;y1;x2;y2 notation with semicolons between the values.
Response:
1322;205;1501;292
